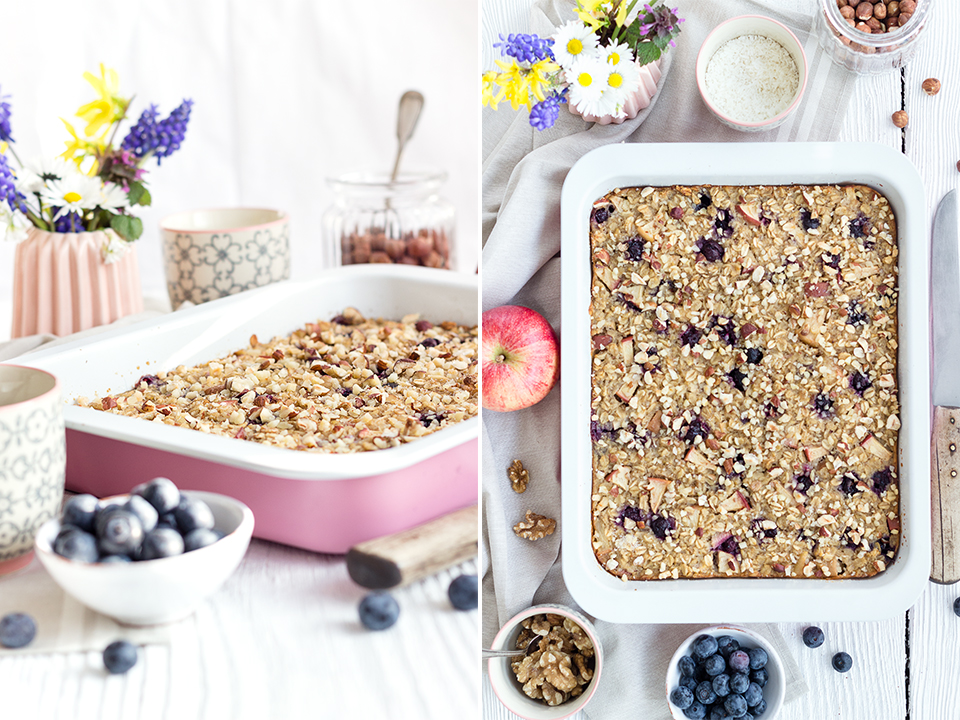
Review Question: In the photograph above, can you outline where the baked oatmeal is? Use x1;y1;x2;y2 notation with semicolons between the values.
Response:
78;308;478;454
589;184;899;580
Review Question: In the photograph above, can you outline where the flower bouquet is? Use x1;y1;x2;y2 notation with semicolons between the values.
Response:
0;64;193;262
482;1;683;129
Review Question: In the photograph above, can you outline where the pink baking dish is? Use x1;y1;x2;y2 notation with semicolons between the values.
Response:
19;264;478;554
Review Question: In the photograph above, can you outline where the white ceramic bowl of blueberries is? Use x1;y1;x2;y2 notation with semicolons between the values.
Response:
34;477;254;626
666;625;785;720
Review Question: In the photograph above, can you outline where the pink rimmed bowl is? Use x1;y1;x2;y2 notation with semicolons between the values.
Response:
160;208;290;309
696;15;808;132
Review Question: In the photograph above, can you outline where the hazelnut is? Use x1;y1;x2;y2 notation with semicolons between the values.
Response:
899;0;916;13
892;110;909;128
855;21;873;32
840;5;856;17
922;78;941;96
899;11;912;25
887;0;899;14
856;1;875;19
866;17;883;31
837;0;848;5
956;160;960;173
874;1;887;18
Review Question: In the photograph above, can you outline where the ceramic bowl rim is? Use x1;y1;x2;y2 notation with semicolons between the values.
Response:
159;208;288;234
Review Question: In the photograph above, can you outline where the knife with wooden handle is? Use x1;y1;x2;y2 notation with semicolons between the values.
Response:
930;189;960;583
346;504;478;589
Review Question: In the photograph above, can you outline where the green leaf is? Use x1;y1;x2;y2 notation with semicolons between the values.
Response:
137;187;151;207
127;181;145;206
632;41;662;67
110;214;143;242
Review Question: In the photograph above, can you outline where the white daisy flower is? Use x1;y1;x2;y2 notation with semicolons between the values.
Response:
565;55;609;115
40;173;102;220
15;156;79;194
602;41;634;69
0;203;30;243
100;230;130;264
99;181;129;212
551;21;599;68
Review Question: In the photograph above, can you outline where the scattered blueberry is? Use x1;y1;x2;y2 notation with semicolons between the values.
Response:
680;674;698;691
793;472;815;495
832;651;853;673
358;592;400;630
174;496;215;534
679;654;697;677
683;416;711;444
849;371;872;396
53;526;99;563
849;213;871;239
799;208;821;231
728;367;748;392
124;495;159;534
712;673;731;697
649;513;674;541
838;472;862;497
103;640;138;674
711;316;738;346
132;477;181;515
802;626;825;648
62;494;99;533
447;574;478;610
140;528;185;560
704;654;726;676
812;392;834;418
745;348;764;365
953;597;960;617
846;300;869;326
872;467;895;495
724;693;748;717
625;236;645;262
823;252;842;269
750;667;769;687
592;205;614;224
729;671;750;694
0;613;36;648
694;191;713;212
684;701;707;719
747;647;768;670
728;649;750;673
753;698;767;717
96;508;145;557
695;680;717;706
680;325;702;348
670;206;684;219
183;528;221;552
698;237;726;263
672;686;695;710
156;512;179;532
744;682;763;707
717;635;740;657
419;337;440;348
713;208;734;238
693;634;719;659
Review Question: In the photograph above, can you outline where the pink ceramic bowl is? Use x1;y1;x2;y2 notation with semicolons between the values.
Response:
696;15;808;132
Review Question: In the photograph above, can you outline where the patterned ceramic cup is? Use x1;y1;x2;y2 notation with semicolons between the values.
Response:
160;208;290;309
0;364;66;575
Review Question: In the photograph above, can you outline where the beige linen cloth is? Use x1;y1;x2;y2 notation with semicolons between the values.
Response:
482;0;859;716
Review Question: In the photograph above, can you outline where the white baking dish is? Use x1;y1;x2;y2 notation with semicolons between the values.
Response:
18;264;478;554
560;142;929;622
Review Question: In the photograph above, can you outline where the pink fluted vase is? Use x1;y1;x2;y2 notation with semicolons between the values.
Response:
11;228;143;338
568;59;663;125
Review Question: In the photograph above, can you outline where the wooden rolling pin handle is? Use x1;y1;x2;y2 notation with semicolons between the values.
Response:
346;504;478;589
931;406;960;584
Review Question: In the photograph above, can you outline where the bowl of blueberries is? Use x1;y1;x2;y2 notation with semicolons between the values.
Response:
666;625;785;720
34;477;254;626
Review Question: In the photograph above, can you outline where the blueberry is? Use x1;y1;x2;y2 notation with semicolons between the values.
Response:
802;626;825;648
649;513;673;541
156;512;179;532
832;651;853;672
174;495;215;534
680;325;702;348
724;693;748;718
124;495;158;533
695;680;717;705
680;674;698;691
849;371;872;396
183;528;221;552
838;473;862;497
728;367;748;392
679;655;697;677
419;337;440;348
683;701;707;720
99;554;133;563
712;672;731;697
699;237;725;262
729;671;750;694
846;300;869;326
953;597;960;617
717;635;740;657
96;508;144;557
872;468;895;496
694;191;713;212
744;682;763;707
0;612;36;648
54;526;99;562
358;592;400;630
592;205;614;224
683;417;711;445
750;667;769;687
132;477;181;515
747;647;768;670
447;574;478;610
625;236;645;262
812;392;834;418
671;686;695;710
753;698;767;717
693;635;719;659
728;649;750;673
708;708;727;720
704;653;726;676
140;528;185;560
793;472;815;495
849;213;870;239
103;640;138;674
62;494;99;533
799;208;821;231
745;348;763;365
714;208;734;238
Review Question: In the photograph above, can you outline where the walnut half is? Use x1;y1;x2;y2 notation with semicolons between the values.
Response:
508;459;529;493
514;511;557;540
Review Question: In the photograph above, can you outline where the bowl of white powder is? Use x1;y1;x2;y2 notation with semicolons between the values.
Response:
696;15;808;132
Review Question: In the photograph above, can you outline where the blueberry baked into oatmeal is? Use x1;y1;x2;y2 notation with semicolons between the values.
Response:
78;308;478;453
588;184;899;580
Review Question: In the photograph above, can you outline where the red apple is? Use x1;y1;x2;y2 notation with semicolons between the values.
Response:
481;305;559;412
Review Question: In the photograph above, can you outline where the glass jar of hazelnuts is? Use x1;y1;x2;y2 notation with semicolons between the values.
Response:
817;0;933;73
321;170;455;270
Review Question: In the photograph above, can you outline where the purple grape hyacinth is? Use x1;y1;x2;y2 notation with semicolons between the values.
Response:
493;33;554;62
121;100;193;164
154;99;193;163
528;91;565;131
0;85;13;143
120;104;161;158
0;153;24;213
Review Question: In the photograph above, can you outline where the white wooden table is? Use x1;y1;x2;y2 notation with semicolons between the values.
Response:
1;541;478;719
482;1;960;718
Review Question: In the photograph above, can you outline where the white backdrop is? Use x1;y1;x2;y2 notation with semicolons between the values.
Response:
0;0;479;340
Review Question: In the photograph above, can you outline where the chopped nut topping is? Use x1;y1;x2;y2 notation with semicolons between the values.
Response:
512;614;594;706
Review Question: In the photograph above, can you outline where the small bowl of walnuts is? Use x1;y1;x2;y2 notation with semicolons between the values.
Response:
487;603;602;719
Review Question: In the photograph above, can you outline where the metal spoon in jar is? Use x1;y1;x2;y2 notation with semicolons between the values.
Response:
389;90;424;184
482;634;541;659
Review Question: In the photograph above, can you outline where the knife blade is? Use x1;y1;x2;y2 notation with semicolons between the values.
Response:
929;188;960;584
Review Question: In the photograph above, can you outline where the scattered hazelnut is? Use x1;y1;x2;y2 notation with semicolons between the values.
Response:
892;110;909;128
899;11;912;25
856;0;874;18
855;21;872;33
840;4;856;18
899;0;916;13
922;78;941;96
874;1;887;19
887;0;899;14
866;17;883;31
